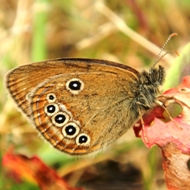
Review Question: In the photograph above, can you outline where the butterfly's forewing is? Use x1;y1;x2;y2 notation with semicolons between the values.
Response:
6;58;140;155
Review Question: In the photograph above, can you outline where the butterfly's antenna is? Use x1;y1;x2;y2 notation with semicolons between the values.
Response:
152;33;178;68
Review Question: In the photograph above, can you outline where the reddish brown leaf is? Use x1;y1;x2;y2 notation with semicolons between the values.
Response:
2;148;83;190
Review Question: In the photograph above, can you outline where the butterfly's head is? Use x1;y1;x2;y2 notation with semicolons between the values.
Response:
149;65;165;86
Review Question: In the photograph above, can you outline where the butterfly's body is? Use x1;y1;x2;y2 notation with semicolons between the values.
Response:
6;58;165;155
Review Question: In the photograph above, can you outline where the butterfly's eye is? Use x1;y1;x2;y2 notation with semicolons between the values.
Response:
62;122;80;138
66;78;84;95
76;133;90;145
44;104;59;116
46;93;56;102
51;112;70;127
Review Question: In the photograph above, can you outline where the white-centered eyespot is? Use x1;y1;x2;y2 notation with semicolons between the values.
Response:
76;133;90;146
46;93;56;102
51;112;70;127
66;78;84;95
62;122;80;138
44;103;59;116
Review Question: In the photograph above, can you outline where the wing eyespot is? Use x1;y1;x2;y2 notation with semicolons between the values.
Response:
44;104;59;116
62;122;80;138
51;111;70;127
46;93;56;102
66;78;84;95
76;133;90;146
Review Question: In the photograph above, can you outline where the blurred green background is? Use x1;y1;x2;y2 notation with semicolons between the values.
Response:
0;0;190;190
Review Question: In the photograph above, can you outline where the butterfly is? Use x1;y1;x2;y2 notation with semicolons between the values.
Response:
5;34;176;155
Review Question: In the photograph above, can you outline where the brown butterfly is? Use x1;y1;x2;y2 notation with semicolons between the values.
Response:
5;34;175;155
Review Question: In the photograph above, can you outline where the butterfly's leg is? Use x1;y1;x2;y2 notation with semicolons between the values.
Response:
156;98;182;129
136;105;149;144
